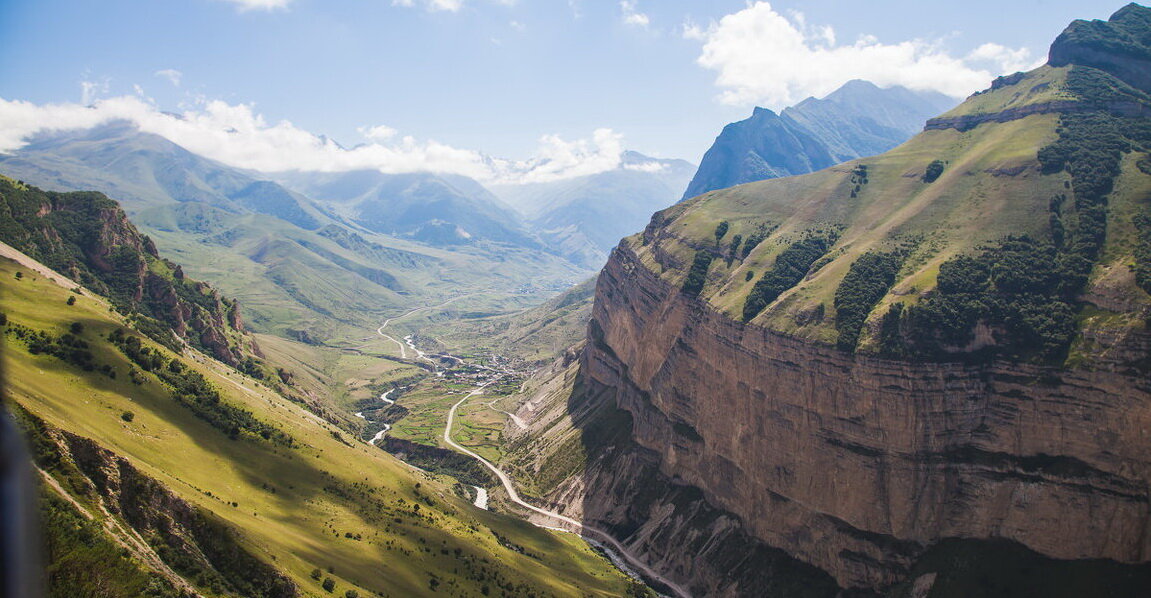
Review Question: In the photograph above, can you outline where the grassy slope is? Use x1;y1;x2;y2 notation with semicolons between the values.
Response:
0;256;641;598
631;65;1150;351
419;276;598;364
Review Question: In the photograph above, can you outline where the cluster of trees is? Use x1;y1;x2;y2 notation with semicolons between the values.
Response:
681;250;715;297
109;328;293;446
3;318;116;378
923;160;946;183
877;66;1151;362
738;223;775;259
834;252;902;351
1135;215;1151;296
742;232;838;321
850;164;869;197
890;237;1079;360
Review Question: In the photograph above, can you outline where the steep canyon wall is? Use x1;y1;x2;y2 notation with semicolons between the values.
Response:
572;241;1151;593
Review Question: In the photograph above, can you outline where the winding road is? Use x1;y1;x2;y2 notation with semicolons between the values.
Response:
374;302;690;597
442;381;690;598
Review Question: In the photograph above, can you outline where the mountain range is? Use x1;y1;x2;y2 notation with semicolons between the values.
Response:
500;4;1151;596
492;152;696;267
7;4;1151;598
682;79;956;200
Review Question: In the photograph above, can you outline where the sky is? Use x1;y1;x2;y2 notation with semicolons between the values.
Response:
0;0;1119;184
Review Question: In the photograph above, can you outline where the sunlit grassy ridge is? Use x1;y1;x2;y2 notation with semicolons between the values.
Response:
633;63;1151;357
1;254;644;597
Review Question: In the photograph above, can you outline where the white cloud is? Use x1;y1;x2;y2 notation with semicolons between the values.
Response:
0;96;630;185
623;161;667;173
966;42;1043;73
219;0;292;11
493;128;626;184
80;78;109;106
682;18;706;41
509;20;525;32
392;0;464;12
620;0;649;27
359;124;399;141
688;2;1037;108
155;69;183;87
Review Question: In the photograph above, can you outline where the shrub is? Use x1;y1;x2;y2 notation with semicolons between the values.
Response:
834;252;901;351
322;577;335;592
681;250;714;297
714;221;730;244
67;295;76;306
120;411;135;423
923;160;945;183
743;233;836;321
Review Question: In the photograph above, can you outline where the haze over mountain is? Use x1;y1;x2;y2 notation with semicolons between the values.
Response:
0;124;591;344
0;122;329;230
492;151;696;267
682;80;957;199
275;169;540;248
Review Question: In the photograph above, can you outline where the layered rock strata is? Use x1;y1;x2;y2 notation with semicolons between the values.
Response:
573;241;1151;592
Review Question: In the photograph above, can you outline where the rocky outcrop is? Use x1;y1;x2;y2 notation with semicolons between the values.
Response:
39;424;297;598
0;177;256;364
1049;3;1151;94
924;99;1151;131
574;241;1151;593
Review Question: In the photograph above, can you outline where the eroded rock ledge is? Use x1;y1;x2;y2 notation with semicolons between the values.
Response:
576;241;1151;592
924;99;1151;131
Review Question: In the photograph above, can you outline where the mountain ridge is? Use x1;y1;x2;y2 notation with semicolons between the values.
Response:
511;5;1151;596
681;80;957;200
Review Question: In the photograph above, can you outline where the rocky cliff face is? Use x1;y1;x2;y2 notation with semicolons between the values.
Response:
21;409;298;598
0;176;256;364
572;241;1151;592
1049;3;1151;93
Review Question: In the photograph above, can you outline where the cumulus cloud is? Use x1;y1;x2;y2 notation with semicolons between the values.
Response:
620;0;649;27
155;69;183;87
966;42;1042;73
493;128;625;184
688;2;1038;107
80;78;109;106
0;95;630;185
219;0;292;11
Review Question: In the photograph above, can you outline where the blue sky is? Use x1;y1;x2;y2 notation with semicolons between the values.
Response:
0;0;1118;180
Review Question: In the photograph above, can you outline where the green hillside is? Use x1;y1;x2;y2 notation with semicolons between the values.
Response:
0;249;644;597
633;57;1151;364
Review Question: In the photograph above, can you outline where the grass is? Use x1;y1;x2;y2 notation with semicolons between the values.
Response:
633;65;1082;348
0;255;646;598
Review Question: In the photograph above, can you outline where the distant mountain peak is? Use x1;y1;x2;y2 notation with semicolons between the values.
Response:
682;80;957;200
